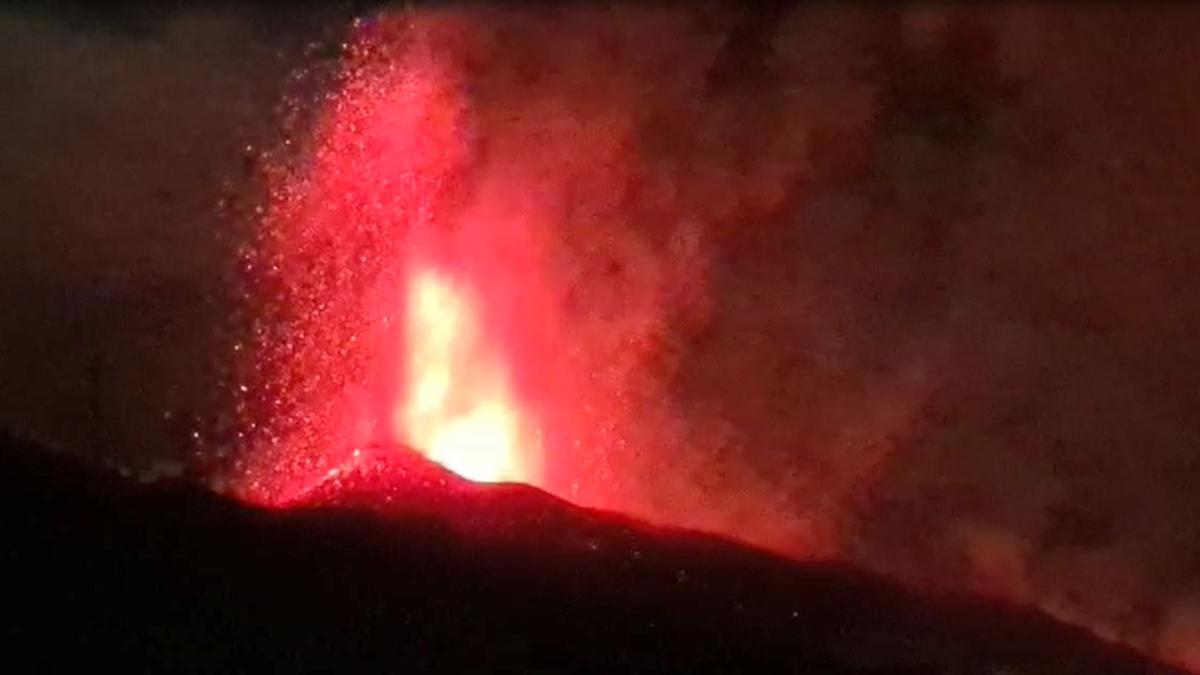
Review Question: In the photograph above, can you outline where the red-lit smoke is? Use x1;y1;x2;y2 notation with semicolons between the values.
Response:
235;11;638;516
230;6;836;560
218;7;1200;671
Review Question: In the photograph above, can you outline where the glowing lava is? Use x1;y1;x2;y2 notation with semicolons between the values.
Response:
398;267;539;484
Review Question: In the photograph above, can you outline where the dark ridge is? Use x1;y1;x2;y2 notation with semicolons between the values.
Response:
1;432;1184;674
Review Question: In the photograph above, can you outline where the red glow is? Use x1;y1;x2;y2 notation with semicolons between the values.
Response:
235;13;575;506
234;9;776;541
235;7;810;552
222;10;1199;671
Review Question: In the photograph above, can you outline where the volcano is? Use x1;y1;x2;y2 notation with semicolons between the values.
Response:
2;432;1183;674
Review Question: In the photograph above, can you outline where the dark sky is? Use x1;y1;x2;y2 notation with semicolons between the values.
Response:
2;4;1199;668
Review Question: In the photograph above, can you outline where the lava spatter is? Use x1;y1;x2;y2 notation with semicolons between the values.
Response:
231;13;543;503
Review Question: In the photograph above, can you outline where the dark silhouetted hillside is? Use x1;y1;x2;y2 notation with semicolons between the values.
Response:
1;433;1183;674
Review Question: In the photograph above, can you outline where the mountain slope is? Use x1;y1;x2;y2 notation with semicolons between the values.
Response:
1;435;1182;674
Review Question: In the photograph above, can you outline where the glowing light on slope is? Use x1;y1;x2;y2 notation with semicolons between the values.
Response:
397;267;540;484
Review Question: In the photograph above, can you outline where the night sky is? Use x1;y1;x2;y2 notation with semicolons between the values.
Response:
2;4;1200;668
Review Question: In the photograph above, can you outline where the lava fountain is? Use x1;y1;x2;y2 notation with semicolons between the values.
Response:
234;7;754;526
230;8;596;510
234;2;794;544
233;6;812;549
398;265;540;485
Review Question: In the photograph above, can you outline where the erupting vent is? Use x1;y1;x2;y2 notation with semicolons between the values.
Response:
399;267;539;484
